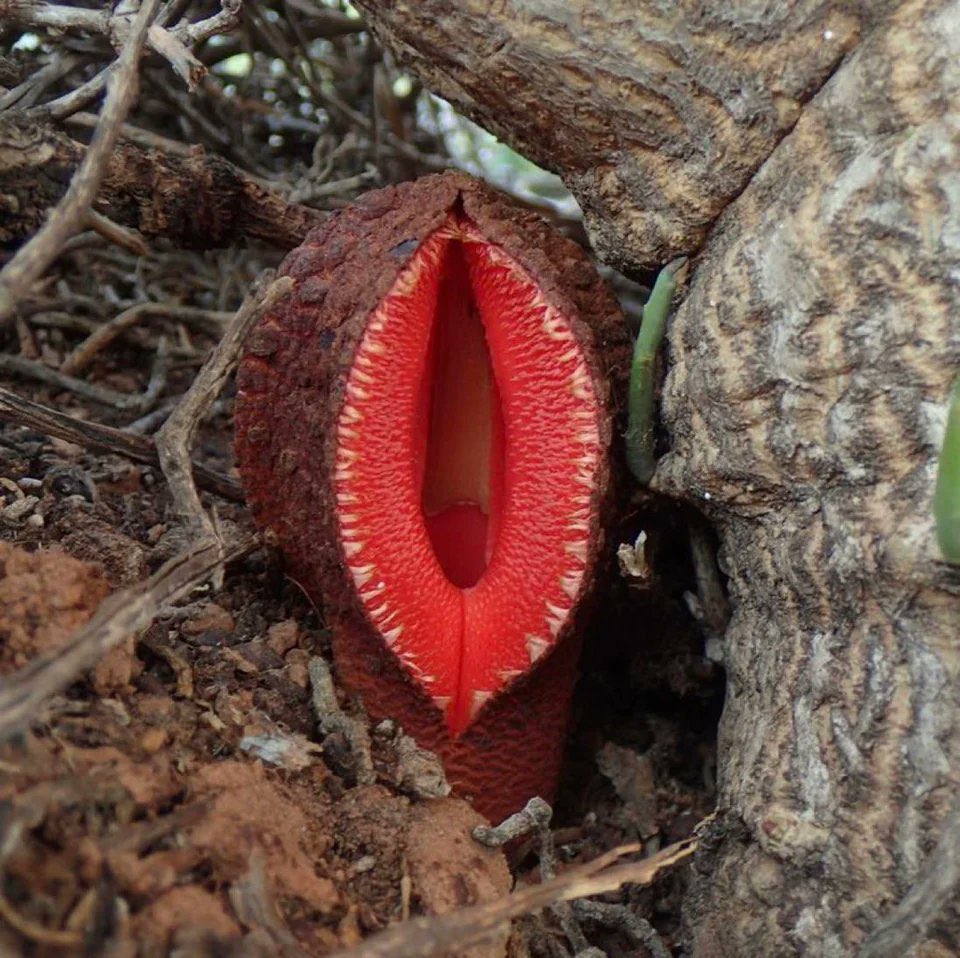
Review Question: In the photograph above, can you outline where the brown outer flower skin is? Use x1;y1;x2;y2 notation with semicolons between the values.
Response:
235;172;628;822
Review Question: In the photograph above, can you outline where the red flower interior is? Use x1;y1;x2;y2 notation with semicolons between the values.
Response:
334;210;601;736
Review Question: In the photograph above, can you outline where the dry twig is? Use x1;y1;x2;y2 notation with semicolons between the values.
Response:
229;851;308;958
0;385;243;501
309;657;376;787
573;899;671;958
64;111;194;156
153;271;291;537
0;50;79;110
84;208;150;257
3;0;242;93
0;2;110;34
0;0;163;323
0;353;156;410
475;799;617;955
327;837;697;958
60;302;231;376
0;820;84;948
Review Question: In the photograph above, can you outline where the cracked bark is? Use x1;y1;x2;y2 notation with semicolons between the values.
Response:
656;2;960;952
355;0;897;271
359;1;960;954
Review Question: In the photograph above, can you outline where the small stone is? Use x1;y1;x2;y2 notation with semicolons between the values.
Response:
91;634;139;695
49;437;83;458
3;495;38;521
267;619;300;655
374;719;396;738
45;466;96;501
394;734;450;799
285;648;311;688
221;646;259;674
213;688;246;727
140;727;169;753
136;693;176;723
180;602;235;636
230;641;283;671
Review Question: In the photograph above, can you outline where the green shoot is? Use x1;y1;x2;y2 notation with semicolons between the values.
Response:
625;257;688;485
935;374;960;563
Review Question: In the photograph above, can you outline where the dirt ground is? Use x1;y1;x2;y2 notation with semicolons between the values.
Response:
0;291;720;953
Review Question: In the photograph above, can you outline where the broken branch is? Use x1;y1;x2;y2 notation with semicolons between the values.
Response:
0;0;163;323
0;385;243;501
327;836;697;958
153;271;291;536
0;112;326;250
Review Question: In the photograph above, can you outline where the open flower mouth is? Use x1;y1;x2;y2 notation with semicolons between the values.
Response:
334;209;602;736
419;232;505;590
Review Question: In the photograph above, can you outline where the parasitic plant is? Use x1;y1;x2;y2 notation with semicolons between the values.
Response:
235;173;625;821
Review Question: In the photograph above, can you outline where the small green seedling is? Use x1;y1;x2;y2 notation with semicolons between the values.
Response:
625;257;689;485
934;374;960;564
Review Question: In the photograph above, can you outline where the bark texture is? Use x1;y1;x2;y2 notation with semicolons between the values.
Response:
653;1;960;953
0;112;323;250
355;0;891;270
358;0;960;954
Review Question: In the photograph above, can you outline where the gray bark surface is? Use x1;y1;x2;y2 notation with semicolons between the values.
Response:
355;0;889;270
359;0;960;954
656;2;960;953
